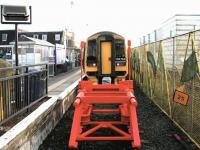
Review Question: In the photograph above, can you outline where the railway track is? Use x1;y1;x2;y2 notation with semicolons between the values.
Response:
39;84;199;150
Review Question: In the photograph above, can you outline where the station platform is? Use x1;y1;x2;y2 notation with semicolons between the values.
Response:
48;68;81;95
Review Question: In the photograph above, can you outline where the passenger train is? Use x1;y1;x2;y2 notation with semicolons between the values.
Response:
83;31;128;84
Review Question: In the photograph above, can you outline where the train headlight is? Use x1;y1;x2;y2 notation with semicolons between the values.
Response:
115;61;126;66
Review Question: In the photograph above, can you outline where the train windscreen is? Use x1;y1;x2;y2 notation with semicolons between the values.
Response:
115;40;125;59
87;40;97;66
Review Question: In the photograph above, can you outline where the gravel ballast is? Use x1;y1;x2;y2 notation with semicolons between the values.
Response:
39;84;199;150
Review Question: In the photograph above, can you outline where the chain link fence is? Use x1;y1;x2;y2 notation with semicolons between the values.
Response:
132;30;200;147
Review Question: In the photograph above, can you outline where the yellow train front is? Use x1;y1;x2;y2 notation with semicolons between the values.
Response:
83;31;128;84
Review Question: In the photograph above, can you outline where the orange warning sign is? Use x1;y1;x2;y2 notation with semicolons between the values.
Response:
173;90;189;105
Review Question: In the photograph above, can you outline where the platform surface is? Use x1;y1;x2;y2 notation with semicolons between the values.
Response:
48;68;81;95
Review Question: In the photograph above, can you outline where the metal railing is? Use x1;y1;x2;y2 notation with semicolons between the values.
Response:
132;29;200;148
0;63;48;125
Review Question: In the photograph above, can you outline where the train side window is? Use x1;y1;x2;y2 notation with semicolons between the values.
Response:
87;40;97;66
115;40;125;58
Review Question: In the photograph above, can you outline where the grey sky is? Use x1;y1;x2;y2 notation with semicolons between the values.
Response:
0;0;200;46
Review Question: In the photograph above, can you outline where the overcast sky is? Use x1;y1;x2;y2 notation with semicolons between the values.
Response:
0;0;200;46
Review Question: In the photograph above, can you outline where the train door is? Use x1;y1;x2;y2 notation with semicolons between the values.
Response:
101;42;111;74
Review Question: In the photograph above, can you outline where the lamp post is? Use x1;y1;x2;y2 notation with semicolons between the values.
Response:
1;5;32;109
1;5;32;69
15;24;18;67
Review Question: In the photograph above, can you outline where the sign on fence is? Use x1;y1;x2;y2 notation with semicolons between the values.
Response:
173;90;189;106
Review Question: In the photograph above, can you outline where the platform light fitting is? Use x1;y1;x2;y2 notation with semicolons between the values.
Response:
1;5;32;24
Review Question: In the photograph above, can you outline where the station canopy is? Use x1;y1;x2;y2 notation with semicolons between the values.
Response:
10;36;54;47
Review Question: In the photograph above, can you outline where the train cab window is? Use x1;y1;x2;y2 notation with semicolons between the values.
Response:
115;40;126;66
87;40;97;66
115;40;125;58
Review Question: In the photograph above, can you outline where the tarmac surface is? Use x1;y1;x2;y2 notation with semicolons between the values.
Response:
48;68;81;95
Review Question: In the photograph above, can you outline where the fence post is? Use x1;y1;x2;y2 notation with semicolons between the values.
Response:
190;33;195;133
46;64;48;94
171;37;176;119
25;67;29;112
159;41;163;107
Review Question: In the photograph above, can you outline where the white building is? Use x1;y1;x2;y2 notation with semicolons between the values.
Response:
141;14;200;45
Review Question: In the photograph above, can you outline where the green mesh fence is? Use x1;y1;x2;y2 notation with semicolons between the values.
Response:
132;31;200;147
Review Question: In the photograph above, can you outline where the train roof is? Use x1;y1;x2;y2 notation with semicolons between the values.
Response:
87;31;124;40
